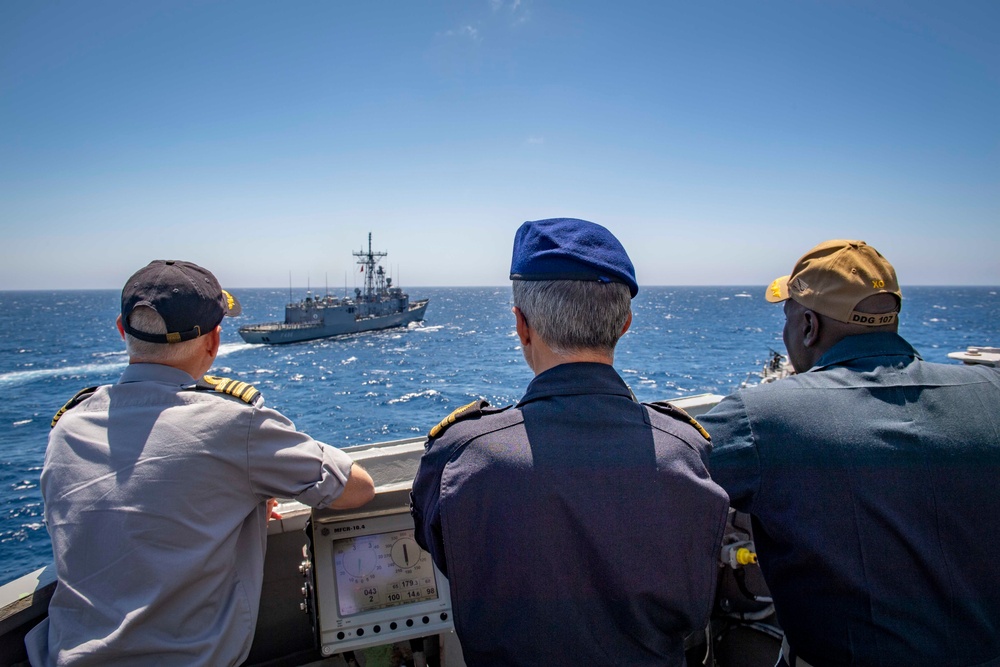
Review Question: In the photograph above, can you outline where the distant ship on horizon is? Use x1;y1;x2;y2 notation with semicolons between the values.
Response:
237;233;429;345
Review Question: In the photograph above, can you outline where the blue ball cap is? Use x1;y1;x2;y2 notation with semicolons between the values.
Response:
509;218;638;297
121;260;241;344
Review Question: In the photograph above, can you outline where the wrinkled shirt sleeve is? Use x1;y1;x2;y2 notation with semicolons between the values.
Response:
246;406;355;508
700;392;762;514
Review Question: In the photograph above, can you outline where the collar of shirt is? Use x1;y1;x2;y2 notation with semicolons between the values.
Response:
516;362;633;407
118;362;198;386
810;331;921;373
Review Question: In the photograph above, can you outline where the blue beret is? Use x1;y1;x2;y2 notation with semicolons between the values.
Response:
509;218;638;297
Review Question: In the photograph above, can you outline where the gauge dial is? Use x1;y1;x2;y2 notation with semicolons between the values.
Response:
390;536;422;569
335;539;378;579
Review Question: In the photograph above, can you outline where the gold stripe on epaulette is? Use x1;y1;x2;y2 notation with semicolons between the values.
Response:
647;400;712;442
200;375;261;405
51;405;72;429
429;400;481;439
687;415;711;442
51;386;99;428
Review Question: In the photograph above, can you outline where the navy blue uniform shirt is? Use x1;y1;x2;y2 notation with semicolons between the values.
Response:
702;332;1000;666
411;362;729;667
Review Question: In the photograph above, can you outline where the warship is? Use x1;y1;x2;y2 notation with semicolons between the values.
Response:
238;234;429;345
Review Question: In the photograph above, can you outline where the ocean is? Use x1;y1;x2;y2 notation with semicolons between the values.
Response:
1;285;997;585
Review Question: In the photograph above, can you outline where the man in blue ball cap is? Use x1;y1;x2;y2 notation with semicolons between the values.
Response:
27;260;375;667
412;218;729;666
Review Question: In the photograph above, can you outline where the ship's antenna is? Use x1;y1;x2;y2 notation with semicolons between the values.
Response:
325;273;329;297
288;271;292;303
353;231;387;301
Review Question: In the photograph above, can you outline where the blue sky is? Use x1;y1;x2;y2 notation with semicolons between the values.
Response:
1;0;997;290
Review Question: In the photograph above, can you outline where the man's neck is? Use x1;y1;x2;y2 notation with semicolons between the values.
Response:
128;358;206;381
529;348;614;376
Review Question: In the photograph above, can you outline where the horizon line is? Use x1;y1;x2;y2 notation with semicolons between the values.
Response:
2;283;999;293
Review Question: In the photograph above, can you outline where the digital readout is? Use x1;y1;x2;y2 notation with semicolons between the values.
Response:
332;529;439;617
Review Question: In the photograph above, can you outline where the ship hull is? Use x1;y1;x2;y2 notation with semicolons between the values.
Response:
238;299;429;345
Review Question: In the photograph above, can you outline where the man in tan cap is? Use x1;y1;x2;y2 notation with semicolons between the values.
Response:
700;240;1000;667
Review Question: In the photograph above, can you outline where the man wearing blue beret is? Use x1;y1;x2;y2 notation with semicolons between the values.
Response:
411;218;729;666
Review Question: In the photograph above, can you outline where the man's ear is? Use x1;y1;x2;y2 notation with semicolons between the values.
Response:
204;326;222;358
513;307;530;346
621;310;632;336
802;309;821;348
116;315;126;340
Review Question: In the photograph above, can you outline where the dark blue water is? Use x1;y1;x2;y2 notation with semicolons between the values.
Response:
1;286;997;584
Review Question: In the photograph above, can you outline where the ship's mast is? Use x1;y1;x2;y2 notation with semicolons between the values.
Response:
353;232;388;301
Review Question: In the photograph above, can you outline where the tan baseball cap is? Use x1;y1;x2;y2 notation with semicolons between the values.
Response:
766;240;901;326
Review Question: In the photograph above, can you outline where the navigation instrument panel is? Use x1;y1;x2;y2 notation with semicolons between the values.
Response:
332;527;439;617
311;488;453;655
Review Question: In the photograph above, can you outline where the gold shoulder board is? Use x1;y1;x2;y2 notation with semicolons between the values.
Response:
429;399;490;439
51;386;99;428
194;375;262;405
646;401;711;442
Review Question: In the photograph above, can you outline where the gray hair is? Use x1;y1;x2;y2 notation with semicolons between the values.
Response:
511;280;631;356
124;306;204;364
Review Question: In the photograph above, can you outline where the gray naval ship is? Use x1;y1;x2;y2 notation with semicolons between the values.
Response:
238;233;429;345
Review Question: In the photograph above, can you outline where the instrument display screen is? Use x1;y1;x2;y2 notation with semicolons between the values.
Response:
331;528;440;617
